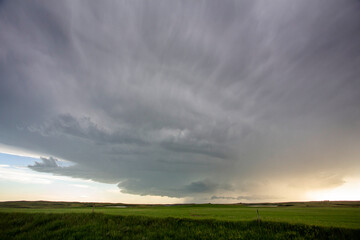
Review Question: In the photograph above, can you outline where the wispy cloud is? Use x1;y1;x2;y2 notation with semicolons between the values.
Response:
0;165;52;184
71;184;90;189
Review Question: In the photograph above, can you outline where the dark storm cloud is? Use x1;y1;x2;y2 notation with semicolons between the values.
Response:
1;0;360;201
30;157;59;171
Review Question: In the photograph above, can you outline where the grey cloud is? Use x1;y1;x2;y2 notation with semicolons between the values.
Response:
29;156;120;184
184;180;233;194
29;114;147;146
1;0;360;201
118;179;233;198
29;157;59;171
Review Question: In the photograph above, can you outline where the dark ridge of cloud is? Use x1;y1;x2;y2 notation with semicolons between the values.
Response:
1;0;360;200
29;157;120;184
28;114;147;146
29;157;59;171
118;179;233;198
183;180;233;194
160;141;228;159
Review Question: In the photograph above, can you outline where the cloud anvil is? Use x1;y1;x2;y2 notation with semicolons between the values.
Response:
1;0;360;202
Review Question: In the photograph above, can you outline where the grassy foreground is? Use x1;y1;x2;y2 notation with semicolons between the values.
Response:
1;212;359;240
1;201;359;239
1;201;359;229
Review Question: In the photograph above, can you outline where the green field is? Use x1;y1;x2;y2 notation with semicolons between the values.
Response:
1;201;359;239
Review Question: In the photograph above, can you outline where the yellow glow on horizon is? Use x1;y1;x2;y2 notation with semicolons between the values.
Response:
306;177;360;201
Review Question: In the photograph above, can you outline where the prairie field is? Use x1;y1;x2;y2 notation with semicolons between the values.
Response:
0;201;359;239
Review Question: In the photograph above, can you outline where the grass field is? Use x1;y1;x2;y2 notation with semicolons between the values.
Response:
0;201;359;239
1;213;360;240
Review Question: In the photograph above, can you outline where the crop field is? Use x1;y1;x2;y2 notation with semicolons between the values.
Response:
0;201;359;239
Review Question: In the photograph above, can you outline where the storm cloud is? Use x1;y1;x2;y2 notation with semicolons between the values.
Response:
1;0;360;201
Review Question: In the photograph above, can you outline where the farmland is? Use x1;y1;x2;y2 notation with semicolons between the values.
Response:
0;201;359;239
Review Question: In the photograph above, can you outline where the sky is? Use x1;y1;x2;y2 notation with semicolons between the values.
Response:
0;0;360;203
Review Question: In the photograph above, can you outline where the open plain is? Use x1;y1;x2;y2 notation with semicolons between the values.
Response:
0;201;359;239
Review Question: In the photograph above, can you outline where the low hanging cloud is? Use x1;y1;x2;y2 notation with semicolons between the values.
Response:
1;0;360;201
29;157;59;171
